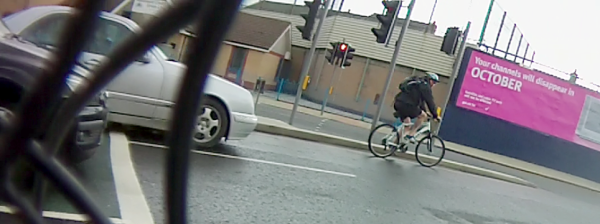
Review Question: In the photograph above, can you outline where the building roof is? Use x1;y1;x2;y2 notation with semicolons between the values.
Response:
185;12;290;51
240;7;457;77
244;0;436;34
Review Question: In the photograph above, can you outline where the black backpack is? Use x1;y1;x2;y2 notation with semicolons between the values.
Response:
399;76;424;92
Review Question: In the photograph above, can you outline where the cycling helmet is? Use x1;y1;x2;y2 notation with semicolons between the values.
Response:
425;72;440;83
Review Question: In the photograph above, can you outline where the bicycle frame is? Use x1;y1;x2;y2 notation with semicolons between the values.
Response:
383;118;433;148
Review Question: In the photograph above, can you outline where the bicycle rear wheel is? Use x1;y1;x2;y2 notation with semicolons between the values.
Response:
368;123;400;158
415;134;446;167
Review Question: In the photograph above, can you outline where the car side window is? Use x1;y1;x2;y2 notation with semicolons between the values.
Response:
20;14;69;47
20;13;134;56
87;19;132;55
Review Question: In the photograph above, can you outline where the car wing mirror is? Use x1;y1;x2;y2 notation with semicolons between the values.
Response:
136;54;151;64
0;12;12;36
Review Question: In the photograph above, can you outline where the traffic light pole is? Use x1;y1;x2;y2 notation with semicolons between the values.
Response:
289;0;332;125
438;21;470;132
370;0;416;131
321;65;340;115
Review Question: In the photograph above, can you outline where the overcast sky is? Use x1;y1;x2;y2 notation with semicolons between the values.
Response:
242;0;599;88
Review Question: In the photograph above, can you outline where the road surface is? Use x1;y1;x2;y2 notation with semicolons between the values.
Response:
2;125;598;223
255;103;600;205
129;131;600;224
0;132;122;223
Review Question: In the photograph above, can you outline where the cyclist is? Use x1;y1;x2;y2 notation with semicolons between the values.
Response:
393;72;441;144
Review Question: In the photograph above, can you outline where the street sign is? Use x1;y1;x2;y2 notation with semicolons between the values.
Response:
132;0;169;16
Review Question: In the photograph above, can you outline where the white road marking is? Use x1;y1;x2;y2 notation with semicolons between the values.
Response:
0;205;127;223
314;118;328;132
110;132;155;224
129;141;357;178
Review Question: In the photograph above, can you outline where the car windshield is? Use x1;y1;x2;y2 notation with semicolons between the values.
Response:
153;44;172;61
14;13;173;61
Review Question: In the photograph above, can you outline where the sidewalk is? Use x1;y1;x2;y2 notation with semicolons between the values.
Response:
256;91;377;123
255;95;600;193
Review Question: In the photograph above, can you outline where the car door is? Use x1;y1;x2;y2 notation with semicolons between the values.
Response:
79;16;164;120
17;12;164;119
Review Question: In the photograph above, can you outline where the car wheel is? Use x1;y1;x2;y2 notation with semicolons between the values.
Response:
0;101;15;132
192;97;229;148
0;101;33;188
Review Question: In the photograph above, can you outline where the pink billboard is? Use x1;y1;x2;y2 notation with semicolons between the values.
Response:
456;50;600;151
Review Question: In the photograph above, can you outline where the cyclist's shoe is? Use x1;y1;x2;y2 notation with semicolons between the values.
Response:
404;135;416;144
399;144;409;153
389;145;397;151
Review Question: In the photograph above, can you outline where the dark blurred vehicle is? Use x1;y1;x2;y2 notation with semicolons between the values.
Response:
0;19;109;164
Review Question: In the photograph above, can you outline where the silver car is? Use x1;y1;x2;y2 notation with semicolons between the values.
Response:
3;6;258;147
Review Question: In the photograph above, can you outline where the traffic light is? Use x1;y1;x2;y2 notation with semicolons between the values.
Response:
296;1;322;41
325;42;340;64
340;43;355;68
441;27;461;55
371;0;402;44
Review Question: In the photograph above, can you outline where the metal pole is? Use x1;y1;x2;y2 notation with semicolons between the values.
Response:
438;21;470;132
254;89;261;110
425;0;438;33
316;0;344;89
321;65;338;115
333;64;346;102
313;52;327;88
328;0;345;33
477;0;495;46
355;58;370;101
276;78;284;100
289;0;332;125
522;43;529;64
491;11;506;55
384;0;403;47
290;0;297;14
370;0;416;131
514;34;523;62
504;23;516;59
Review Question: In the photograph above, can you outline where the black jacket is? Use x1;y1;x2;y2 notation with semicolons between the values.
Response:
395;80;438;118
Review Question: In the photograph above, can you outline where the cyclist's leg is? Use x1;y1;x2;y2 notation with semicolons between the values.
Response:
391;102;408;145
402;117;411;136
407;110;427;136
400;107;423;143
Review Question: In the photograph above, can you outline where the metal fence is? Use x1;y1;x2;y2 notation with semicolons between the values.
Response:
477;0;535;66
274;78;299;96
475;0;599;92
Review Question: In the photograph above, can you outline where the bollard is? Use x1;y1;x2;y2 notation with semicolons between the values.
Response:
320;91;328;116
254;77;265;110
320;86;333;116
259;78;266;94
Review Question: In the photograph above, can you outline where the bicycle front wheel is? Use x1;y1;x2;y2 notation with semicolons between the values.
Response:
368;123;399;158
415;134;446;167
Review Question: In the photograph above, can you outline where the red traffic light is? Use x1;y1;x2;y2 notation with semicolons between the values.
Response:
339;43;348;51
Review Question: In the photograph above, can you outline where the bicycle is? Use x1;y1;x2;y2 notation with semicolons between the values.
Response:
367;114;446;167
